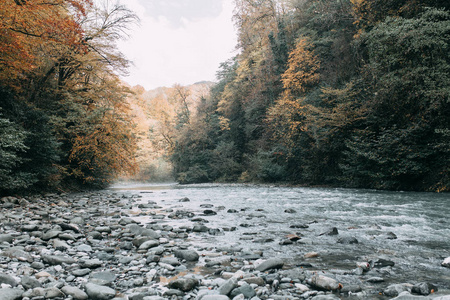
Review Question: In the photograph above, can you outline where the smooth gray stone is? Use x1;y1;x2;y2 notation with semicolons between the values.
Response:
390;291;432;300
0;273;18;287
0;288;23;300
90;271;116;286
308;275;340;291
230;282;256;298
174;249;199;261
72;268;91;277
0;234;13;243
138;240;160;250
21;275;41;289
85;282;116;300
201;296;230;300
79;259;102;269
45;286;65;298
384;284;411;297
42;230;62;241
218;277;238;295
1;248;33;262
61;285;89;300
168;277;199;292
77;244;93;252
255;258;284;271
160;257;180;266
42;254;76;265
311;295;341;300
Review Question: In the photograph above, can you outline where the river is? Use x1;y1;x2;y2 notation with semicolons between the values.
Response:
110;182;450;297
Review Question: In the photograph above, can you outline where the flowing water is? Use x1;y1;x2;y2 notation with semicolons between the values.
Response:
110;182;450;293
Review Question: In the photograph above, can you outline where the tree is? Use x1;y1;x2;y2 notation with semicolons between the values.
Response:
343;8;450;191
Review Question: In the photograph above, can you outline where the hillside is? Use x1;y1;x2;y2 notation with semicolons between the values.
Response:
123;81;215;182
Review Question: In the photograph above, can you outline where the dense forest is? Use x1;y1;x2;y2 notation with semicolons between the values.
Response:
0;0;139;194
166;0;450;192
1;0;449;195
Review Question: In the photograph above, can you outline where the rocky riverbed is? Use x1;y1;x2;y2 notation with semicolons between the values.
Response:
1;188;450;300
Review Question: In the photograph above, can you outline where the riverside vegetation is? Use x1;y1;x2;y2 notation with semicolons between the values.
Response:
1;186;450;300
1;0;450;195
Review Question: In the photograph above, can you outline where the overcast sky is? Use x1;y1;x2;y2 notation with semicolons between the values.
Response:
116;0;238;90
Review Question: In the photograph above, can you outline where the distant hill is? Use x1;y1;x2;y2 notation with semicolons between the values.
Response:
122;81;214;182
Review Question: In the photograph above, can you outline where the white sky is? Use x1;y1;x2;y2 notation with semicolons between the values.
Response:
116;0;238;90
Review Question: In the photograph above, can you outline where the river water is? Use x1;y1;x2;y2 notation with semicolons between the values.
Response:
110;182;450;294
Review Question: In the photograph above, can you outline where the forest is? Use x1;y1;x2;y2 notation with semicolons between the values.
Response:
1;0;449;195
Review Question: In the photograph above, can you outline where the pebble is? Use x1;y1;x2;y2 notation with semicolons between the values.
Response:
0;191;448;300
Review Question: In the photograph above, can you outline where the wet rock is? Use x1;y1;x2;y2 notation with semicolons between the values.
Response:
391;291;433;299
366;277;384;283
174;249;199;261
193;225;209;232
255;258;284;271
61;285;89;300
320;227;339;236
337;236;358;244
308;275;340;291
290;224;309;229
385;232;398;239
340;284;362;294
0;273;18;287
373;258;395;268
179;197;190;202
0;288;23;300
85;282;116;300
203;209;217;215
442;257;450;268
384;283;412;297
167;277;199;291
304;252;319;258
412;282;438;295
126;224;160;239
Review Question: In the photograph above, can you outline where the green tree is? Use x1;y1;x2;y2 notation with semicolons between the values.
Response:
343;8;450;191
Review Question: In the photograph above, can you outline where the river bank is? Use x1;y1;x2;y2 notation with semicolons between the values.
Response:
1;185;450;300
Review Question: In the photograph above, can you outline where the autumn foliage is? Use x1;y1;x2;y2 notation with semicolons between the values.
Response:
167;0;449;191
0;0;138;194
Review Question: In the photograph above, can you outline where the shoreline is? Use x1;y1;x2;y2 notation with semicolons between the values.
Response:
0;189;449;300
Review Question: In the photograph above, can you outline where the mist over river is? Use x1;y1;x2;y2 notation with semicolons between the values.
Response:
110;183;450;296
